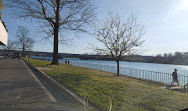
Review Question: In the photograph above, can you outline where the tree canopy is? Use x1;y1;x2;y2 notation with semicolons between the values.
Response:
93;14;145;76
0;0;4;18
7;0;95;64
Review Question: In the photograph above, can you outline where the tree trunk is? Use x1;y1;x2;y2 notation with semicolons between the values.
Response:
51;27;59;65
51;0;60;65
22;37;25;57
116;60;120;76
22;45;25;57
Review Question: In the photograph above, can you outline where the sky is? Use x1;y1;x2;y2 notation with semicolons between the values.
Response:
1;0;188;56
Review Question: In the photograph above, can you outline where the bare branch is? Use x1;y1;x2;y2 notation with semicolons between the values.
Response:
92;13;145;76
15;26;35;53
6;0;95;64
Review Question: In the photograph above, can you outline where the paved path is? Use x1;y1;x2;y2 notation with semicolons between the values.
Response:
160;85;188;93
0;57;93;111
0;57;54;104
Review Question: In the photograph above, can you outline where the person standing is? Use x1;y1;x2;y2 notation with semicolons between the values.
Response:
170;69;179;86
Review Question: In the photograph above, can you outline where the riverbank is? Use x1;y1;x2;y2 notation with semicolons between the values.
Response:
24;58;188;111
30;56;188;77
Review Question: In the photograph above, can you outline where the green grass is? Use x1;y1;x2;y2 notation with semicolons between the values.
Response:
25;58;188;111
24;58;51;67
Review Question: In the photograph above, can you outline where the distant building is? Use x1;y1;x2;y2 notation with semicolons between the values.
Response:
0;19;8;46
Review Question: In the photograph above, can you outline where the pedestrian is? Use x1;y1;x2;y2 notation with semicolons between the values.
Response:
184;83;188;89
67;60;70;64
170;69;179;86
65;60;67;64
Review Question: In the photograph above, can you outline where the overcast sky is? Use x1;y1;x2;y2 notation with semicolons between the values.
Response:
1;0;188;56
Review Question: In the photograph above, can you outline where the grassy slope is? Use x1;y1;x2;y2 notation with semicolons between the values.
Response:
25;58;188;111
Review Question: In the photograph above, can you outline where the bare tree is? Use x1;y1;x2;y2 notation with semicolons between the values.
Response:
7;0;95;64
16;26;35;56
4;40;16;51
93;14;145;76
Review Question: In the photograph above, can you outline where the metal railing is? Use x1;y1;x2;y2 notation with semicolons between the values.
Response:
69;61;188;86
30;56;188;86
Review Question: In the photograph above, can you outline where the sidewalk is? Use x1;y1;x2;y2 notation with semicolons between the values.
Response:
160;85;188;93
0;57;54;104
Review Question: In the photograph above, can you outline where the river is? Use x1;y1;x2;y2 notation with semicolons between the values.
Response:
31;56;188;76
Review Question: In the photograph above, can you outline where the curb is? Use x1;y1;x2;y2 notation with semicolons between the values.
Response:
21;58;57;102
23;58;99;111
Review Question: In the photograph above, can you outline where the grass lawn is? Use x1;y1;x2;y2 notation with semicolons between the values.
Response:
24;58;188;111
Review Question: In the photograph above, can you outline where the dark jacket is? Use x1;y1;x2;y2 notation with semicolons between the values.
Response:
172;72;178;79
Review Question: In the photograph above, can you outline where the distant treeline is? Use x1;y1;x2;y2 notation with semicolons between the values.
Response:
1;49;188;65
80;52;188;65
145;52;188;65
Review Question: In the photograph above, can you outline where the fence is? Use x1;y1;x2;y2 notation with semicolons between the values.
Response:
69;62;188;86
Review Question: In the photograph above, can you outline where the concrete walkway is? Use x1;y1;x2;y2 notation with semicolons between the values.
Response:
0;57;93;111
160;85;188;93
0;57;55;109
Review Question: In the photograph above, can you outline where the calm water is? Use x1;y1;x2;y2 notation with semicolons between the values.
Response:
31;56;188;76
